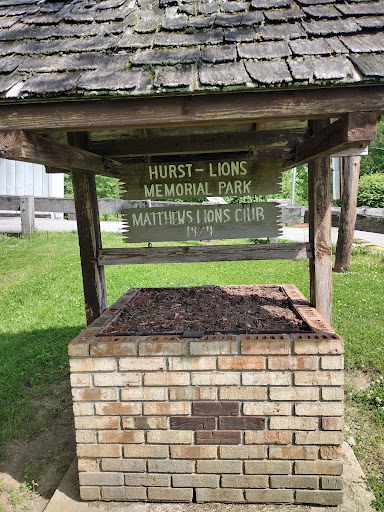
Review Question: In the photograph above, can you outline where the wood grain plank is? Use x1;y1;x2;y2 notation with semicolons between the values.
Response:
0;86;383;132
98;243;310;266
122;202;282;243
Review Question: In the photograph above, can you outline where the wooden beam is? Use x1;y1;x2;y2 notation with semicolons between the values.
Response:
1;86;384;132
334;156;361;272
285;112;377;169
308;119;333;325
70;132;108;325
0;130;123;177
88;129;307;157
98;243;310;266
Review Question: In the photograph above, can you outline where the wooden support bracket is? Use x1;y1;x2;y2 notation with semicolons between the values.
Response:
285;112;378;170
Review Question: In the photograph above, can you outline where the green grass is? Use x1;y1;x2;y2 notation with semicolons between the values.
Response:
0;231;383;505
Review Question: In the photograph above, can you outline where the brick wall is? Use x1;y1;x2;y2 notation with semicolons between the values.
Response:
69;285;344;506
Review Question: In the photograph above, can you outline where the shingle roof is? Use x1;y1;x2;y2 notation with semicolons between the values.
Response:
0;0;383;100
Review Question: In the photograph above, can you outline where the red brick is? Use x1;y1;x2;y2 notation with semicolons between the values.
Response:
295;305;334;333
196;431;241;444
193;401;239;416
171;417;216;430
218;356;265;370
219;416;265;430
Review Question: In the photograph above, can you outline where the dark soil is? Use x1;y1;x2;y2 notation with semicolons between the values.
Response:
102;285;310;335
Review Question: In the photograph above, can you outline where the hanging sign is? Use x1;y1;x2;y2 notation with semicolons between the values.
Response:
122;202;282;243
119;158;282;200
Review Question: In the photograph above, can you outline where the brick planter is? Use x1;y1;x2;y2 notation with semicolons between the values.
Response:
69;284;344;506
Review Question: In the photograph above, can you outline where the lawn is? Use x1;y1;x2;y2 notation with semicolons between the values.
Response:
0;231;383;507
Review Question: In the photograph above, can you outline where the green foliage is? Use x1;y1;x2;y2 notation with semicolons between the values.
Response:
360;117;384;176
357;173;384;208
64;174;121;199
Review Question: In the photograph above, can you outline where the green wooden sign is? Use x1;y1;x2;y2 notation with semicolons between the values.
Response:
122;203;281;243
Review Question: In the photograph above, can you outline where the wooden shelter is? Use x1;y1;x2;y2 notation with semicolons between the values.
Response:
0;0;383;326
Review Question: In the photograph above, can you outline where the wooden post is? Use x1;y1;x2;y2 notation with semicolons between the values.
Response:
308;119;332;325
69;132;107;325
20;195;35;238
334;156;361;273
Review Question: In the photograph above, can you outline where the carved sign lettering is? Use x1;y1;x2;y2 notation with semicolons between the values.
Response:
122;203;282;243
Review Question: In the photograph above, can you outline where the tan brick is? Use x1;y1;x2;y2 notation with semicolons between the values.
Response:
191;372;240;386
245;489;294;503
241;334;290;354
322;417;344;431
221;475;268;488
70;373;92;387
98;430;144;443
293;335;343;355
72;388;118;401
270;446;318;460
244;402;291;416
148;460;195;473
219;445;267;459
242;372;291;386
148;487;192;502
75;416;119;430
245;431;292;444
79;486;101;500
294;371;343;386
95;402;142;416
147;430;193;444
190;339;237;355
122;416;168;430
76;430;97;443
321;387;344;401
295;460;343;475
143;402;190;416
296;431;343;445
78;459;99;472
101;486;127;500
269;416;318;430
79;472;123;486
70;358;116;372
196;488;244;503
119;357;166;371
218;356;265;370
270;386;319;401
270;475;318;489
320;445;343;459
296;402;343;417
169;386;217;401
139;338;186;356
73;402;94;416
245;460;291;474
197;460;242;474
268;356;318;371
121;387;167;401
295;490;343;505
321;476;343;489
123;444;169;458
172;474;219;488
94;372;141;387
144;372;190;386
77;444;121;458
321;355;344;370
170;445;217;459
219;386;267;400
101;459;145;472
125;487;148;501
168;357;216;371
125;473;170;487
90;340;137;357
69;334;93;357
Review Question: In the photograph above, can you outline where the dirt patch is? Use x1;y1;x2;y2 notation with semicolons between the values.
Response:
0;379;76;511
103;285;310;335
345;370;372;392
